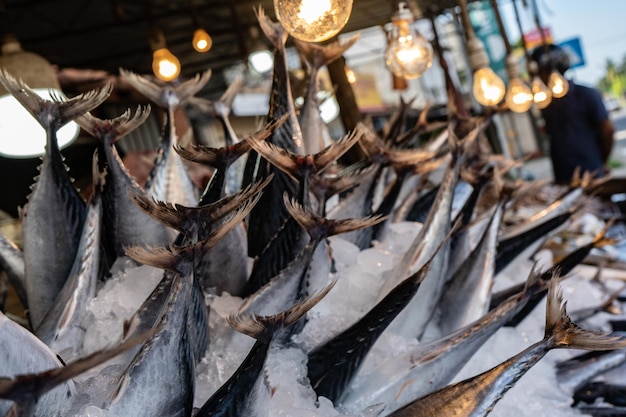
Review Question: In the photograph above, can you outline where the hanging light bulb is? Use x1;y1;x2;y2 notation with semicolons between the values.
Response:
467;36;505;106
531;76;552;109
274;0;353;42
152;48;181;81
504;55;533;113
192;28;212;53
548;70;568;98
384;2;432;80
149;27;181;82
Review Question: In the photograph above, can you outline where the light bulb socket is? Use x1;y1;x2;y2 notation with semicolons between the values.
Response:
505;54;521;79
392;2;414;22
149;26;167;52
467;36;490;71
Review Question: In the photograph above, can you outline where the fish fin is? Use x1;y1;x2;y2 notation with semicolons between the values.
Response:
175;115;286;166
126;190;262;272
0;69;112;129
76;105;151;144
546;278;626;350
0;327;156;405
255;6;287;51
129;174;271;236
120;68;211;108
294;34;360;70
283;193;386;240
228;278;336;343
314;124;364;169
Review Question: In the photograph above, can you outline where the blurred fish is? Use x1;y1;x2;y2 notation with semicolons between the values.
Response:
294;34;359;154
386;278;626;417
0;70;111;328
121;69;211;208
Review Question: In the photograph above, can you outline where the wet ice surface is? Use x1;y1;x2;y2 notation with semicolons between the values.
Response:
75;218;622;417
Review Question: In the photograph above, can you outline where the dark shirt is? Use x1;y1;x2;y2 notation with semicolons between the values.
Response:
540;80;609;182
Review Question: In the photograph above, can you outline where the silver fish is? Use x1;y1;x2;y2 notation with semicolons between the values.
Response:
0;70;111;328
36;157;105;361
121;69;211;208
386;278;626;417
76;107;172;262
294;35;359;154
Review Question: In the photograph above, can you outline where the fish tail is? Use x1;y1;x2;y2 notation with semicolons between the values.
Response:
228;278;336;343
545;278;626;351
295;34;360;70
188;75;243;119
77;105;151;145
0;69;112;130
120;68;211;107
591;219;619;248
255;6;287;51
283;193;385;241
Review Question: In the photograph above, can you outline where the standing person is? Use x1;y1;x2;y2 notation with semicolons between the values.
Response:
530;44;615;183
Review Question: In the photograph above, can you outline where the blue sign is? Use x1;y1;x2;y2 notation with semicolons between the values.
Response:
558;37;586;69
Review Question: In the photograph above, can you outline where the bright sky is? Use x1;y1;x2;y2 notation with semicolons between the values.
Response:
499;0;626;86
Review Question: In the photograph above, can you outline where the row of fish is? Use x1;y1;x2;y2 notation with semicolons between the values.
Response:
0;8;625;417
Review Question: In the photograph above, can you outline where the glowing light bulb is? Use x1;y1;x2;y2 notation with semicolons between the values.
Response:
274;0;353;42
548;70;569;98
192;29;212;53
531;76;552;109
505;77;533;113
152;48;181;82
467;36;504;106
472;67;505;107
384;3;432;80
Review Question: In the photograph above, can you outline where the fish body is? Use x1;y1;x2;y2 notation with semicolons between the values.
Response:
36;159;104;361
294;35;359;154
121;69;211;208
386;278;626;417
0;311;75;417
107;274;195;417
76;108;172;262
341;272;538;414
0;71;111;327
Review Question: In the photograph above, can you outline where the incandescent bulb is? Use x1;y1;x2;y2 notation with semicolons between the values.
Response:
531;76;552;109
472;67;506;107
385;25;432;79
505;77;533;113
192;29;212;53
274;0;353;42
152;48;181;82
548;70;569;98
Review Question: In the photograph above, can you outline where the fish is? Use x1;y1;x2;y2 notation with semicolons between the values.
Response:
76;107;172;263
340;270;542;414
379;122;484;340
574;381;626;407
0;69;111;328
243;8;304;259
0;325;156;417
125;186;263;366
196;281;335;417
294;34;359;154
187;75;246;196
35;156;105;361
120;69;211;208
558;349;626;396
385;278;626;417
